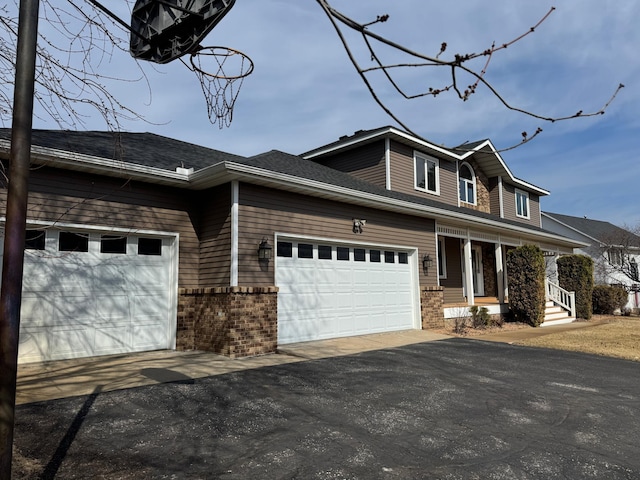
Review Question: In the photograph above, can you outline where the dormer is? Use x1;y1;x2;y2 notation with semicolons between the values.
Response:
303;126;549;228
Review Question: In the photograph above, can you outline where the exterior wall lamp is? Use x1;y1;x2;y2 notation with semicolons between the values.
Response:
258;238;272;260
422;253;433;274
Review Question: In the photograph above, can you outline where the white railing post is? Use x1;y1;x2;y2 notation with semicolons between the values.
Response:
545;278;576;318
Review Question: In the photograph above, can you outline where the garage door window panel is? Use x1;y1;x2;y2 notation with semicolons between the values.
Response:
298;243;313;259
59;231;89;252
354;248;366;262
25;230;46;250
100;235;127;254
337;247;350;261
138;237;162;256
398;252;408;264
277;241;293;257
318;245;332;259
370;250;381;262
384;251;395;263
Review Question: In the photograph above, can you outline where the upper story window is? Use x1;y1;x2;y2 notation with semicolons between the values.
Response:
414;153;439;194
458;162;476;204
515;189;530;219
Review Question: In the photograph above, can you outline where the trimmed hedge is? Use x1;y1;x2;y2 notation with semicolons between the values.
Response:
592;285;628;314
506;245;546;327
557;254;594;320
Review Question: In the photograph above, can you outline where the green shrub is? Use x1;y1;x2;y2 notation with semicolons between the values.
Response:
592;285;628;314
506;245;546;327
557;255;594;320
469;305;491;328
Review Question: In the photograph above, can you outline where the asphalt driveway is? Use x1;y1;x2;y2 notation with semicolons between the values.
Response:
13;339;640;479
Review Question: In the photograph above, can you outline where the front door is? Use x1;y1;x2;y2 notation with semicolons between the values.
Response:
462;244;485;298
471;245;485;296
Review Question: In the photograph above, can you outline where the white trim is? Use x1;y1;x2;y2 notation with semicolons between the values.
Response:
219;161;583;247
515;188;530;219
230;180;239;286
458;161;477;206
498;176;504;219
437;236;447;280
413;151;440;195
385;137;391;190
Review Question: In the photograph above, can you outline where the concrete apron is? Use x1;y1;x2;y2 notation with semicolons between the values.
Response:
16;329;451;405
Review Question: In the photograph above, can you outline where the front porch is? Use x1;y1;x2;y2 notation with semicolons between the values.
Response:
436;224;576;326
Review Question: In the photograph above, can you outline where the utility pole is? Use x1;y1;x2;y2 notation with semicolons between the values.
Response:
0;0;40;477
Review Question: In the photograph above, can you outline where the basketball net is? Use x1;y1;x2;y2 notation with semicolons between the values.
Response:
189;46;254;128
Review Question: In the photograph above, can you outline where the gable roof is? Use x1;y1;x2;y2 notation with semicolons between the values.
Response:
542;212;640;248
0;128;580;248
301;126;549;196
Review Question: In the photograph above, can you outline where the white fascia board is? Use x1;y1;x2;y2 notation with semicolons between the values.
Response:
221;161;584;249
303;127;461;162
463;140;550;196
0;140;191;186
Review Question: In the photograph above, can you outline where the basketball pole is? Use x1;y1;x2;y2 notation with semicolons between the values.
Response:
0;0;40;477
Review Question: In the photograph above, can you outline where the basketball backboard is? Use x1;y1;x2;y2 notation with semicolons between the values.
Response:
130;0;236;64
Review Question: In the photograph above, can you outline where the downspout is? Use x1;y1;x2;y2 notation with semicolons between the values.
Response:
385;137;391;190
498;176;504;218
230;180;239;287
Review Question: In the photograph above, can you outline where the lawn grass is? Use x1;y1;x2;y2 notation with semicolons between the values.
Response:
516;316;640;362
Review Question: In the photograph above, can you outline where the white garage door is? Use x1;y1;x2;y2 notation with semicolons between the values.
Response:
2;228;177;364
276;238;418;344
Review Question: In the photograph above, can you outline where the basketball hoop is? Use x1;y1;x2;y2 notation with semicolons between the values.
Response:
187;46;254;128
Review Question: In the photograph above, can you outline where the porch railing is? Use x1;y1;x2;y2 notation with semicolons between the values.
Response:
545;279;576;318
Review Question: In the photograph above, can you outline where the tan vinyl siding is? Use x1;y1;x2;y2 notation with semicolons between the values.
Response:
198;184;232;286
488;177;501;217
6;166;200;287
388;141;458;206
314;141;387;187
502;182;541;227
237;183;437;287
440;236;463;290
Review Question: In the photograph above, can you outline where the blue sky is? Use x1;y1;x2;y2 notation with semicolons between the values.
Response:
21;0;640;227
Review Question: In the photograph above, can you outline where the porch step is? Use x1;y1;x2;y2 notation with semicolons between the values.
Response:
542;301;575;327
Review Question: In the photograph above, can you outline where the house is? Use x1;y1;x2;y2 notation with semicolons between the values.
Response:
0;126;582;364
542;212;640;310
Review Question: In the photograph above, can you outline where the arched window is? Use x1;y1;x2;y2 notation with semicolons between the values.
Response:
459;162;476;204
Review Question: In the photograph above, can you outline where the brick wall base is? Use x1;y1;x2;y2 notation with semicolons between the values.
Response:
421;286;445;329
177;286;278;359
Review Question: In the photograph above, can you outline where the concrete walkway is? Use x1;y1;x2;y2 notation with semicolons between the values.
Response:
16;329;450;405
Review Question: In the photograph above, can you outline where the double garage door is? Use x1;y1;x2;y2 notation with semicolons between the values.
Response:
276;238;419;344
2;228;176;364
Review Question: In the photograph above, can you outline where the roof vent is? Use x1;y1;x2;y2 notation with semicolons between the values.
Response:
176;166;194;175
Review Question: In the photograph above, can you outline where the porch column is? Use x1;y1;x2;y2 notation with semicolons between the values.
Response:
495;241;505;303
463;236;475;305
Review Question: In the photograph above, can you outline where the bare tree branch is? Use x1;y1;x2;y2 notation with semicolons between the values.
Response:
316;0;624;150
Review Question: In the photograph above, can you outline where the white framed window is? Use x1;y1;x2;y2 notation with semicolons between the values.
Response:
414;152;439;194
458;162;476;204
515;189;530;219
437;237;447;279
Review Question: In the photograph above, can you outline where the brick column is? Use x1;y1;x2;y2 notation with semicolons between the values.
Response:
420;286;444;329
177;286;278;358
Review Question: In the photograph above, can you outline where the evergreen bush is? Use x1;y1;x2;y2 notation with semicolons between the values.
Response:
506;245;546;327
592;284;628;314
557;255;594;320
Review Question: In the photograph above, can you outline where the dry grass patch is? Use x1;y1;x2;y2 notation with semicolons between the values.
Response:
516;316;640;361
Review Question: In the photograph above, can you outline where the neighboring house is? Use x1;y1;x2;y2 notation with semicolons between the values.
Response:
0;126;582;364
542;212;640;310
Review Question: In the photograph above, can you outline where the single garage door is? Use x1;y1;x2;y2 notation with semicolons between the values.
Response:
2;228;177;364
276;238;418;344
